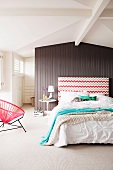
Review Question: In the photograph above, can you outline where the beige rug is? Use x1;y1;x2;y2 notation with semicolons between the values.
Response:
0;104;113;170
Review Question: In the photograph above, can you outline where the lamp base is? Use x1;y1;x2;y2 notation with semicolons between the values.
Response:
49;92;52;99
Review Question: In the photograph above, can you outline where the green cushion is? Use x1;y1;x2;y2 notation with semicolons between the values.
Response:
79;96;90;101
79;96;97;101
90;96;97;101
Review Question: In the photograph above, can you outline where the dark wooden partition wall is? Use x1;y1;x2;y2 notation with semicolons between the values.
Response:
35;42;113;111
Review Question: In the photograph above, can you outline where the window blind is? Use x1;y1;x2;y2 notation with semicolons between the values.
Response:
14;58;24;74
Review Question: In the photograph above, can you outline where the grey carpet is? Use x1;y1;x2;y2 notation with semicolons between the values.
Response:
0;105;113;170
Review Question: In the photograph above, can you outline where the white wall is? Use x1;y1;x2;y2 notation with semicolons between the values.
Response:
24;57;35;103
0;51;13;102
0;52;3;89
0;52;35;105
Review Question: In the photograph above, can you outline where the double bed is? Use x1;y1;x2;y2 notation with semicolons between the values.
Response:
40;77;113;147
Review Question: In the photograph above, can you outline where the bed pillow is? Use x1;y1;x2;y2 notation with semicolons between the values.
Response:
60;91;89;103
60;91;80;103
89;93;105;97
90;96;97;101
79;95;90;101
96;95;113;103
89;93;105;101
79;95;97;101
71;97;81;102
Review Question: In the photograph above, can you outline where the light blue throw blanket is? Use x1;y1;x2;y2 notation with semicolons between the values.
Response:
40;107;113;146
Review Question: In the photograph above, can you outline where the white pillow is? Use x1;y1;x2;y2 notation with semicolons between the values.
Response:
89;93;113;103
98;96;113;103
60;91;89;103
79;91;89;96
60;91;79;103
89;93;105;97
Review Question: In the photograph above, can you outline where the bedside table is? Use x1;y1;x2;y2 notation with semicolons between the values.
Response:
39;99;56;111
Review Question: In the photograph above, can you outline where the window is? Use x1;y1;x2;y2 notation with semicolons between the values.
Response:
14;57;24;75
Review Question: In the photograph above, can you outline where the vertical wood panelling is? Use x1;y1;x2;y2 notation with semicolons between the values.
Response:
35;42;113;111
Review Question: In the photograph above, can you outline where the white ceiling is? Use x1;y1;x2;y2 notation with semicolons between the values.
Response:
0;0;113;57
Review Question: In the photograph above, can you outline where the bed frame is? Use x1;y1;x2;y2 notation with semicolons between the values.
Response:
58;77;109;102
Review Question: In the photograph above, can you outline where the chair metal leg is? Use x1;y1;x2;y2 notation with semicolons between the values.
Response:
0;123;4;128
18;119;26;132
0;118;26;132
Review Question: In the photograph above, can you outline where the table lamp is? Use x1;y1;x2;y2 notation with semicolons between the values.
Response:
48;85;54;99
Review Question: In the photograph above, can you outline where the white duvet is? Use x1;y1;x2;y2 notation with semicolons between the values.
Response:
48;96;113;147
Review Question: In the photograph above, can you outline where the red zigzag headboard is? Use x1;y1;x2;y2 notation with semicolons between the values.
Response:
58;77;109;102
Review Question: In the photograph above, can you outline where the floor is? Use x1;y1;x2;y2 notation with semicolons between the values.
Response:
0;104;113;170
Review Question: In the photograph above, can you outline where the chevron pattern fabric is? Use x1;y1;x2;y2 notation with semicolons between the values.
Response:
58;77;109;102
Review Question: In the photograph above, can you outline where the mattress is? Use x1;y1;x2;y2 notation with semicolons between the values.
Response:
54;119;113;147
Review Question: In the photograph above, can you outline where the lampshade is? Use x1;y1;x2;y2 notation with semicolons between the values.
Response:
48;85;54;92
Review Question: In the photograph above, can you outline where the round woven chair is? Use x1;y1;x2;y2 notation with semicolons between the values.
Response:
0;99;26;132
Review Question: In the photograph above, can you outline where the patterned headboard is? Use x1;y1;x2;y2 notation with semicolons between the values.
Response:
58;77;109;102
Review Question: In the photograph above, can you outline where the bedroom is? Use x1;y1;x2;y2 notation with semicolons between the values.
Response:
0;0;113;170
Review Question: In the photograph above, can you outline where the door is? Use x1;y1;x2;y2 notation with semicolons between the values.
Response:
12;76;23;107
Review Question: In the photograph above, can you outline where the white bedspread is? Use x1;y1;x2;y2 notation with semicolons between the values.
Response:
48;97;113;125
54;120;113;147
47;96;113;147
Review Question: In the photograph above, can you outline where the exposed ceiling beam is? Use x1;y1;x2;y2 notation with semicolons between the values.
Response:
100;9;113;19
73;0;95;8
0;8;91;16
75;0;110;46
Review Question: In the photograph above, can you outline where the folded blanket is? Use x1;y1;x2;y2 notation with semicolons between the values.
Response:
40;108;113;146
